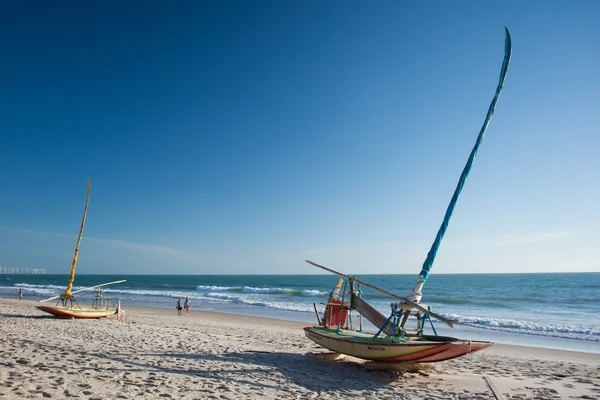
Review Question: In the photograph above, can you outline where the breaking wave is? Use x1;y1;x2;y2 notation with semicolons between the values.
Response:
195;285;327;297
444;313;600;342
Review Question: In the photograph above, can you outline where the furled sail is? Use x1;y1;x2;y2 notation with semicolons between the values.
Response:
407;27;512;303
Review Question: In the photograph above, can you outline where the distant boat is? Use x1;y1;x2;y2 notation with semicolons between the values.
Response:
305;27;512;363
36;179;125;319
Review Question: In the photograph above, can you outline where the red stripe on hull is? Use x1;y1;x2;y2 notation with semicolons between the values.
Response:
377;343;455;362
413;341;493;363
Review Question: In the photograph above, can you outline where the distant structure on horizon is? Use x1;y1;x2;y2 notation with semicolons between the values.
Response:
0;265;46;274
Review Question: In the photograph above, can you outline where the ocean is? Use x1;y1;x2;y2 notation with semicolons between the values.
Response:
2;272;599;354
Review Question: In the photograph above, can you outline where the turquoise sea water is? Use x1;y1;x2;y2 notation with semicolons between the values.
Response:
2;273;599;354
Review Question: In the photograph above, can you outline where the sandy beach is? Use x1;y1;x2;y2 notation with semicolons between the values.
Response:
1;299;598;400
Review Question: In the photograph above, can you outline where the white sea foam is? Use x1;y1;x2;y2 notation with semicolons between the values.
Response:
1;283;67;297
444;313;600;342
196;285;327;296
7;279;599;343
195;285;237;292
14;283;65;290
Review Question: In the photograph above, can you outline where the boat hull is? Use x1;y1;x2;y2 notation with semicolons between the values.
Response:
36;305;117;319
305;327;492;363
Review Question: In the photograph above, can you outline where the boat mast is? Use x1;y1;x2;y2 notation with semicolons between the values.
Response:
406;28;512;303
64;179;91;299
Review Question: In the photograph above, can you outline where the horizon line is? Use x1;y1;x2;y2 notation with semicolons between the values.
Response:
5;271;599;276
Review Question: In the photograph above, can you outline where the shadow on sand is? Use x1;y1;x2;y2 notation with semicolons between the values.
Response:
6;335;399;394
148;351;399;392
0;312;55;319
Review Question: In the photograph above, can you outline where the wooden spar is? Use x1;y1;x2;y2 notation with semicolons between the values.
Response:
338;280;347;328
348;279;355;329
331;278;343;299
65;179;91;297
483;375;506;400
399;310;411;330
39;280;127;303
313;303;322;325
358;282;363;331
359;312;363;331
306;260;458;327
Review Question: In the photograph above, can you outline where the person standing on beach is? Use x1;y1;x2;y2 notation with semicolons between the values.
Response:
176;298;182;316
19;288;22;301
184;297;191;315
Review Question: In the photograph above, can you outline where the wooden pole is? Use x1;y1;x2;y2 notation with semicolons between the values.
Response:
313;303;322;325
65;179;90;298
338;280;348;328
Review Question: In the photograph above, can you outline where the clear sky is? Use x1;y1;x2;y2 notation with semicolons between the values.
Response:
1;1;598;275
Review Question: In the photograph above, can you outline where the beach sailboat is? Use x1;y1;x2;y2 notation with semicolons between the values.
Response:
305;28;512;363
36;179;125;319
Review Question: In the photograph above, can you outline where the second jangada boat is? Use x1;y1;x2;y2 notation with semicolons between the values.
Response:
304;27;512;363
37;179;125;319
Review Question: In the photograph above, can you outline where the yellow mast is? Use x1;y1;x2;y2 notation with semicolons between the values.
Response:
64;179;90;298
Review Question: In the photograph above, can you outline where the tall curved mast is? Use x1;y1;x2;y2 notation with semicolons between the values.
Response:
64;179;91;298
407;28;512;303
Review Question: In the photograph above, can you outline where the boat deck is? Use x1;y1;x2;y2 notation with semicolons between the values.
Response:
307;326;449;345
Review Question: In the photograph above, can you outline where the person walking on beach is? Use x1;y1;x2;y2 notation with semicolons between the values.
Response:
176;298;182;316
184;297;191;315
19;288;22;301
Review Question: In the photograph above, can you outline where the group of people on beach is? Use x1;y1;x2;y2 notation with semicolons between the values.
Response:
176;297;191;315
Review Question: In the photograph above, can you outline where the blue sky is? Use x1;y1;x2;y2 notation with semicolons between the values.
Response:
1;1;598;274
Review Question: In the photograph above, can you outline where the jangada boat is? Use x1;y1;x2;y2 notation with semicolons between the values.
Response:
304;28;512;363
36;179;125;319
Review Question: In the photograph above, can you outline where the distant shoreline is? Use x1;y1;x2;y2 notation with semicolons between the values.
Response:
11;297;600;355
5;273;600;354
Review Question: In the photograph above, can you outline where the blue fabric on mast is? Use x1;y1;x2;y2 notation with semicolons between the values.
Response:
416;27;512;284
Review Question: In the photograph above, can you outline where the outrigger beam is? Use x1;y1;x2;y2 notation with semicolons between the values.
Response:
305;260;458;328
38;280;127;303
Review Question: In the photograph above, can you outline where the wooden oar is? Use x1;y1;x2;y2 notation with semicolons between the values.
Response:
305;260;458;328
38;280;127;303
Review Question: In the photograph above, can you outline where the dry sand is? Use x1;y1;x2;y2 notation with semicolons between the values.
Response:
1;299;599;399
